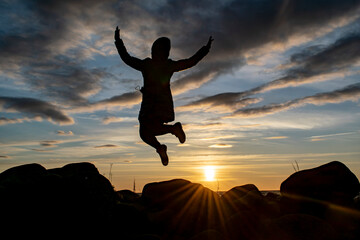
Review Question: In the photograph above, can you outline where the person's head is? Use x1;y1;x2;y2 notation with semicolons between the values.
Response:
151;37;170;60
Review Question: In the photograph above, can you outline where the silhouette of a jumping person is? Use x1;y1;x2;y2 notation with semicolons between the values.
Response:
115;26;213;166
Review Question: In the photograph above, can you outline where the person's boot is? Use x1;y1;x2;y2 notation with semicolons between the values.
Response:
156;144;168;166
172;122;186;144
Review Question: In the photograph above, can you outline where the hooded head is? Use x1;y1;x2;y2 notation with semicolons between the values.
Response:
151;37;171;60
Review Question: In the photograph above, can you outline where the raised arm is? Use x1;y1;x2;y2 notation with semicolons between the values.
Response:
171;36;214;72
114;26;143;71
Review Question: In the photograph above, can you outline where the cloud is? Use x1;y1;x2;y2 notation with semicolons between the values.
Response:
102;116;123;125
40;140;62;148
0;97;74;125
180;33;360;113
0;155;10;159
171;59;244;95
263;136;288;140
56;130;74;136
251;33;360;93
308;131;357;141
1;0;359;115
26;66;108;106
0;0;115;106
0;117;27;125
96;91;142;111
309;138;326;142
178;94;262;113
102;0;360;111
208;144;233;148
229;82;360;118
71;91;142;113
94;144;119;149
183;122;228;131
31;148;52;152
177;143;190;147
200;135;236;141
183;122;262;132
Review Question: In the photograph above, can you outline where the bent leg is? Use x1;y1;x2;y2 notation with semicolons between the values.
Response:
139;122;161;149
154;123;174;136
139;120;169;166
139;119;185;145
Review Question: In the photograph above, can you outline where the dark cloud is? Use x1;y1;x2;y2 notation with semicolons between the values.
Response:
171;59;244;95
120;0;359;57
40;140;62;147
229;83;360;118
181;32;360;112
31;148;52;152
26;66;108;106
94;144;119;149
0;96;74;125
0;0;113;106
98;91;141;106
1;0;359;114
242;33;360;94
109;0;360;107
68;90;142;113
178;94;261;112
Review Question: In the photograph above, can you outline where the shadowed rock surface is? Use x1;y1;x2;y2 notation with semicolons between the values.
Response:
281;161;360;217
0;161;359;239
281;161;360;207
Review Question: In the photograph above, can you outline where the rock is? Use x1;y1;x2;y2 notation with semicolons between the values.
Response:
134;234;162;240
280;161;360;215
265;192;281;201
47;162;117;220
221;184;279;220
264;214;337;240
0;163;47;187
224;210;263;240
118;189;140;203
113;202;150;235
0;162;118;237
142;179;192;207
189;229;225;240
221;184;261;202
141;179;221;238
0;163;51;228
324;202;360;240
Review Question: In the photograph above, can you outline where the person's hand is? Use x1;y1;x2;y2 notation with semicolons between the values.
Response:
114;26;120;41
206;36;214;49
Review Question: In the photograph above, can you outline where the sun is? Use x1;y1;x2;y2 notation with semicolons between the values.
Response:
204;166;216;181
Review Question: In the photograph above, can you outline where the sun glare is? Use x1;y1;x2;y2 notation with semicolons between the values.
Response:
204;166;216;181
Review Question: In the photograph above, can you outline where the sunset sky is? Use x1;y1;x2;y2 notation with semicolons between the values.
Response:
1;0;360;191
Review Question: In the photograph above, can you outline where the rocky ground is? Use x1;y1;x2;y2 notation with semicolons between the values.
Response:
0;161;359;239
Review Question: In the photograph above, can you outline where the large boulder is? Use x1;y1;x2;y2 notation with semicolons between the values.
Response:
220;185;280;240
281;161;360;215
221;184;280;220
141;179;221;238
47;162;118;221
221;184;261;201
0;163;47;188
0;162;118;236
